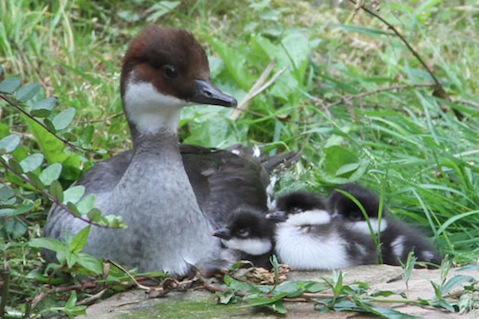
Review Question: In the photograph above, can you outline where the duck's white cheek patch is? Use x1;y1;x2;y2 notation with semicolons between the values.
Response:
123;80;188;134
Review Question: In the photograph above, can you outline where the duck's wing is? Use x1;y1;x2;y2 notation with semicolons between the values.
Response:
181;144;270;227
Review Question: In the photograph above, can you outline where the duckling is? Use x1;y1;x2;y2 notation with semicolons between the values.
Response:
213;206;275;269
266;191;377;270
327;184;442;266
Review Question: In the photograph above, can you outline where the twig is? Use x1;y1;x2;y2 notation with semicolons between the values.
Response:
0;268;10;318
77;288;109;306
0;93;88;152
348;0;463;120
229;61;287;121
324;83;436;109
108;260;152;291
455;99;479;109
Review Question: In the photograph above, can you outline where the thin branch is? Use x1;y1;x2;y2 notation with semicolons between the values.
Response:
348;0;441;87
348;0;463;120
108;260;152;291
229;61;287;121
0;93;88;152
455;99;479;109
324;83;436;109
0;268;9;318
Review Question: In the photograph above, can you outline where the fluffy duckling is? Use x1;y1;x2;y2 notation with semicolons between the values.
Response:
327;184;442;266
213;206;275;269
267;191;377;270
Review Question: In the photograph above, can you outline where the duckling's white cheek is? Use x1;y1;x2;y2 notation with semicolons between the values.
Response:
347;218;388;235
288;210;331;226
225;238;272;255
391;235;405;257
422;250;435;261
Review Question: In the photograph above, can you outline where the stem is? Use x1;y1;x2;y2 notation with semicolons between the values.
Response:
0;268;9;318
0;93;88;152
347;0;462;120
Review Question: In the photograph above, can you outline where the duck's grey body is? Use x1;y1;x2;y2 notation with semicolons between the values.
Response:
44;26;239;275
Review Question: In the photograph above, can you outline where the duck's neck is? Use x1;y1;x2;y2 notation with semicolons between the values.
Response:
130;128;181;160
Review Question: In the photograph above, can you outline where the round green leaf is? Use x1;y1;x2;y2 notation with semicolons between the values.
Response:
20;153;44;173
0;77;21;94
39;163;62;186
0;185;15;201
26;172;45;189
16;82;41;102
0;134;20;153
52;108;76;131
49;180;64;202
31;97;56;118
77;194;96;215
43;118;56;132
63;185;85;204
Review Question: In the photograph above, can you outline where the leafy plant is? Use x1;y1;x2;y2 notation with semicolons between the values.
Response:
1;0;479;317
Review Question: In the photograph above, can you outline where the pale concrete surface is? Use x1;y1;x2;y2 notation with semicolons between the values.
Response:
80;264;479;319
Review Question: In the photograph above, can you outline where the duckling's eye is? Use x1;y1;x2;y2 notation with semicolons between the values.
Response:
164;65;178;78
237;228;250;238
290;206;303;214
350;211;363;221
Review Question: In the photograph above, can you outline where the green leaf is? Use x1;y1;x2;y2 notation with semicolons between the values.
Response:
49;180;64;202
224;274;262;294
87;208;102;222
63;185;85;204
67;202;82;217
26;172;45;189
76;194;96;215
52;107;76;131
0;185;15;200
15;82;41;102
31;97;56;117
65;291;78;308
19;153;44;172
441;274;475;295
0;134;20;153
0;77;21;94
29;237;68;254
268;300;287;314
76;253;103;274
0;203;34;217
8;158;23;174
43;118;56;132
336;163;360;177
215;289;238;304
147;1;181;21
39;163;62;185
69;226;91;253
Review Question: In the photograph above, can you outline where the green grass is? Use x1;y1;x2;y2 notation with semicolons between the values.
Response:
1;0;479;317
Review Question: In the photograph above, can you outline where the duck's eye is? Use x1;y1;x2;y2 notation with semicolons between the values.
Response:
164;65;178;78
237;228;250;238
